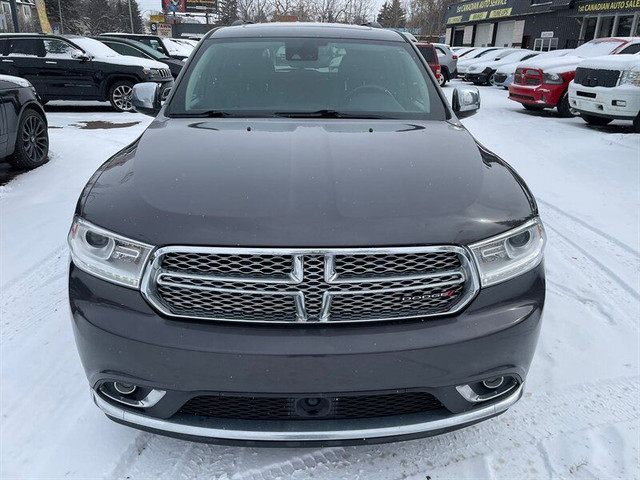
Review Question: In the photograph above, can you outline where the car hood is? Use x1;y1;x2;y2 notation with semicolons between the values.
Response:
495;61;521;75
518;55;586;74
93;54;168;69
80;118;536;247
577;54;640;71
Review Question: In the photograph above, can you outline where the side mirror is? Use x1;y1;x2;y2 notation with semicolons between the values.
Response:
71;50;90;62
132;82;162;116
452;86;480;119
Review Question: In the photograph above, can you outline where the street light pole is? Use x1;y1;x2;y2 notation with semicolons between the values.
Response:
57;0;64;33
128;0;135;33
8;0;20;32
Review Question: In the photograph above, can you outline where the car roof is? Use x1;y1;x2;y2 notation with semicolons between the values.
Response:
207;22;407;42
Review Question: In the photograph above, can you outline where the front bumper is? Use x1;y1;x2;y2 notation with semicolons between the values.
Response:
464;71;489;83
70;263;544;444
568;83;640;120
508;83;565;108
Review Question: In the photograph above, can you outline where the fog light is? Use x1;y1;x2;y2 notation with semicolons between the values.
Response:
114;382;137;395
612;100;626;107
456;375;518;403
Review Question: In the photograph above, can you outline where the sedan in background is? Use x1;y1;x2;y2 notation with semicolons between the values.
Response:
95;36;185;78
0;75;48;169
456;47;510;76
465;49;538;85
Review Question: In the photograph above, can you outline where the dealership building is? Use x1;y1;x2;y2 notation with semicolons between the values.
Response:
443;0;640;50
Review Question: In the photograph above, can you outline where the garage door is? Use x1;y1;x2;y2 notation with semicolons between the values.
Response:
474;23;493;47
495;21;515;47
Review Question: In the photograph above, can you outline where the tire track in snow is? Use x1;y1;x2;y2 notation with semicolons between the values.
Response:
108;376;638;480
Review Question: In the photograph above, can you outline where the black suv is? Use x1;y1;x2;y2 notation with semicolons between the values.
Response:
0;34;173;111
0;74;49;169
68;23;546;446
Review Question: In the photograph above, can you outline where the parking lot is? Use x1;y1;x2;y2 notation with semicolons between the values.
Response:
1;83;638;479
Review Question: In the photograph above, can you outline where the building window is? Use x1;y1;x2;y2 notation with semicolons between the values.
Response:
617;15;634;36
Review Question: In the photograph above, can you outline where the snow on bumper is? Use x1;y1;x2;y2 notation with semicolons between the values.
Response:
568;82;640;120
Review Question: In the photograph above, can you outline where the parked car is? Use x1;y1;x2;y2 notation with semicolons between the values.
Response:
101;33;190;60
508;37;640;117
416;42;442;84
68;22;546;446
465;49;537;85
456;47;510;76
0;74;48;169
95;36;185;78
569;54;640;131
432;43;457;86
0;34;173;112
493;49;573;88
453;47;476;57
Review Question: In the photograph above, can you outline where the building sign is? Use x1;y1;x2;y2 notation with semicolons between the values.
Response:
35;0;52;33
445;0;515;24
162;0;218;12
150;14;165;22
157;23;172;36
576;0;640;12
541;31;554;37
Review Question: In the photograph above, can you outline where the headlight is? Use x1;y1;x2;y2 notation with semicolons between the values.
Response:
620;70;640;87
68;217;154;288
142;67;162;78
542;72;563;84
469;217;546;287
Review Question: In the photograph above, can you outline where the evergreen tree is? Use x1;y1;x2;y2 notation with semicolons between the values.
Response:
45;0;84;34
376;2;389;26
388;0;406;28
218;0;239;25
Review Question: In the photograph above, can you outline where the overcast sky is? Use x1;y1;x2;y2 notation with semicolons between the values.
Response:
133;0;385;21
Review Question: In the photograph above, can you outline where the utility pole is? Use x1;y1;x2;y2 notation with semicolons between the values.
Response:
128;0;135;33
57;0;64;33
8;0;20;32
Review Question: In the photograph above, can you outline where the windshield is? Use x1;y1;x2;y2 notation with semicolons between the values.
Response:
499;51;533;63
574;39;626;57
70;37;120;57
168;38;446;120
125;39;170;59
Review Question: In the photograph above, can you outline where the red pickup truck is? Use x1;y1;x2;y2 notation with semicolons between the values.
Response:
508;37;638;117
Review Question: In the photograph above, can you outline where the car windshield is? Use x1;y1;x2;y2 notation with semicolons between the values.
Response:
71;37;120;57
499;51;533;63
573;39;627;57
168;37;446;120
124;39;170;59
417;45;436;62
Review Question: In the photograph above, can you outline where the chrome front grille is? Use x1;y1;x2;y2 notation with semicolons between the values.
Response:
142;247;479;324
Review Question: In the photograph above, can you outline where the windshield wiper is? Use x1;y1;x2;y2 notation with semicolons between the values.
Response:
169;110;236;118
274;109;393;119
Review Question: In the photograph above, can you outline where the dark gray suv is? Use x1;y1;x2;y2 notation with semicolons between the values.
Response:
68;22;546;446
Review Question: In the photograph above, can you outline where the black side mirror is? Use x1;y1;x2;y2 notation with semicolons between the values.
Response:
452;86;481;119
71;50;91;62
132;82;162;116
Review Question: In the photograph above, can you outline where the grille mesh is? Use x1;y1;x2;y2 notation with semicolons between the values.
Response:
146;248;475;323
574;67;620;88
178;391;445;421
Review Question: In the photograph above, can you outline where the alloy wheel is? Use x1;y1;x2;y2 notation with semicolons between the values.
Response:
112;85;133;111
21;114;48;163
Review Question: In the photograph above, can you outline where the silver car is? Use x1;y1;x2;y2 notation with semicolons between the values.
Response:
432;43;458;87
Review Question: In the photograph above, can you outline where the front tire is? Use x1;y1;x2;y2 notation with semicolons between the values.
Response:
109;80;135;112
438;69;448;87
556;92;576;118
581;114;612;126
523;105;544;112
486;71;495;86
633;113;640;133
7;109;49;170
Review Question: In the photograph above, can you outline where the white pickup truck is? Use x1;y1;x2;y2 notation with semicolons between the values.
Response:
568;54;640;132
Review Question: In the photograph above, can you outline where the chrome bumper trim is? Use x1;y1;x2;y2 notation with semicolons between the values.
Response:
93;384;523;442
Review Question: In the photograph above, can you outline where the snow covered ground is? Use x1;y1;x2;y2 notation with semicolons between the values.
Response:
1;87;639;480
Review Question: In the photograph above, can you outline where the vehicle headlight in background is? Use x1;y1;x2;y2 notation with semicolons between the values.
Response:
619;70;640;87
469;217;546;287
68;217;154;288
142;67;162;78
542;72;563;84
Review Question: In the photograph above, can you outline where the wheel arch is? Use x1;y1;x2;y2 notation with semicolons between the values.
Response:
101;74;140;100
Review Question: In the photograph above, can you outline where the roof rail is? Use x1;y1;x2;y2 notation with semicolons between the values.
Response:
230;19;253;26
361;21;382;29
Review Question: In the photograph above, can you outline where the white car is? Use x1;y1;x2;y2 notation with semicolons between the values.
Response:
457;48;516;76
493;49;574;88
568;54;640;131
464;49;538;85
